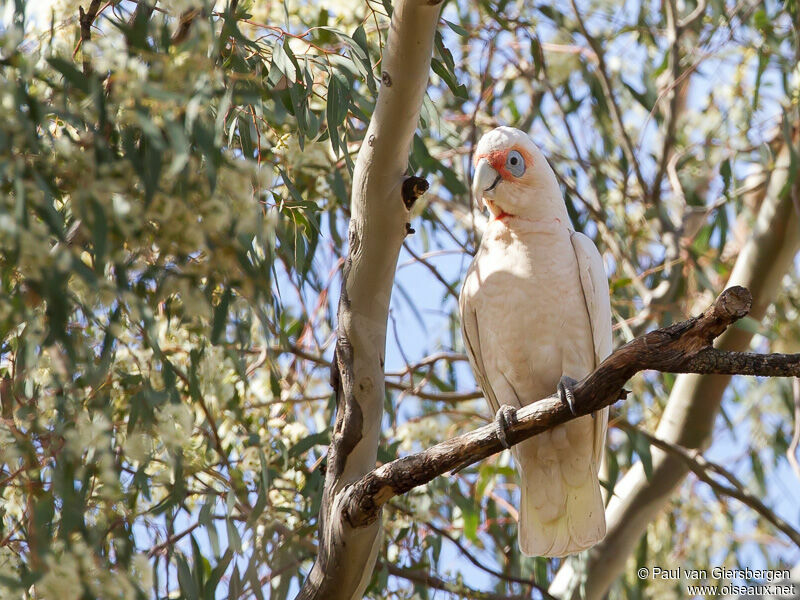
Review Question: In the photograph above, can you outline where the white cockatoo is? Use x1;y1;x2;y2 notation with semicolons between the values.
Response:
459;126;612;557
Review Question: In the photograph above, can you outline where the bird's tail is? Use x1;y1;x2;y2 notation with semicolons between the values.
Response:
513;416;606;557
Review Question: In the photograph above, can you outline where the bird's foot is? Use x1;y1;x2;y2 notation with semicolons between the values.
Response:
558;375;579;417
494;404;518;449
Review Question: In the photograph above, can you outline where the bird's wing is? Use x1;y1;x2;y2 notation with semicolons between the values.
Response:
570;231;613;466
459;285;500;414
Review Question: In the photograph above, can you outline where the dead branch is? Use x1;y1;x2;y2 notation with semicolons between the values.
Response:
339;286;800;529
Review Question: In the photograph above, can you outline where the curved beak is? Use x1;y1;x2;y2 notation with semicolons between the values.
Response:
472;158;502;200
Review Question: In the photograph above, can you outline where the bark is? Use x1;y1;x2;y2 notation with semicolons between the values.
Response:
296;1;442;598
550;140;800;599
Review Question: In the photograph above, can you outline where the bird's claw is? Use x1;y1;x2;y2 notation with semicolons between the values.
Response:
494;404;518;449
558;375;579;417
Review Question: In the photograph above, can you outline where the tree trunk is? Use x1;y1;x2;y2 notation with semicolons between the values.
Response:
296;1;442;598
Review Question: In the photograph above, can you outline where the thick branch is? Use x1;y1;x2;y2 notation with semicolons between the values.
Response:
339;286;800;528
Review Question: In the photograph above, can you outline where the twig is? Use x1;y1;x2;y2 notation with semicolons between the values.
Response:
649;0;683;210
386;382;482;402
384;351;468;377
569;0;648;199
678;0;707;28
147;521;201;557
617;421;800;548
340;286;800;528
399;509;556;599
278;343;481;402
384;563;533;600
402;241;460;302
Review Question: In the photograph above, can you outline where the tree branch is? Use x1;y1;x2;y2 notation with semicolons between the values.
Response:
337;286;800;529
402;510;556;599
616;422;800;548
384;563;531;600
77;0;103;74
569;0;648;202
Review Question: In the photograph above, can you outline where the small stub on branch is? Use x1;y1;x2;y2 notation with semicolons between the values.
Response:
716;285;752;319
402;176;429;210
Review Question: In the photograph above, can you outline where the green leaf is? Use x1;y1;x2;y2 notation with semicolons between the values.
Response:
237;113;256;159
444;19;468;36
226;518;242;554
626;428;653;481
534;557;549;587
289;430;330;458
753;8;770;33
611;277;632;291
601;448;620;504
278;167;305;204
272;39;300;83
326;70;349;157
227;566;242;600
204;549;233;600
211;287;233;344
720;158;732;195
336;27;374;90
176;553;199;599
452;493;479;542
430;58;468;100
750;451;766;494
47;57;90;93
247;556;266;600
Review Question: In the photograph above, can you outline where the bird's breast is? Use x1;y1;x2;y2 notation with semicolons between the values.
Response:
462;222;593;398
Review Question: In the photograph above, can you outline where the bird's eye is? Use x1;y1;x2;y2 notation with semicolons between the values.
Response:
506;150;525;177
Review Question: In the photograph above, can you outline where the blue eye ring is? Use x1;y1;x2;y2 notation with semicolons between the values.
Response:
506;150;525;177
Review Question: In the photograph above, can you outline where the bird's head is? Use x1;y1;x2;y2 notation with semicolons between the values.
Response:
472;127;565;222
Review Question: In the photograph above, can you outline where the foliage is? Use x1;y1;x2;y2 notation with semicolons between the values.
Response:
0;0;798;599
